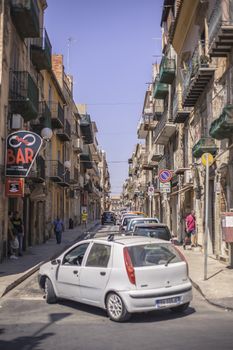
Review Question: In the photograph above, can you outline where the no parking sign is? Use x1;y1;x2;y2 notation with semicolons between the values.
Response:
158;169;172;183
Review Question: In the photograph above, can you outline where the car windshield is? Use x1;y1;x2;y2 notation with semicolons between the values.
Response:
134;227;171;241
127;243;182;267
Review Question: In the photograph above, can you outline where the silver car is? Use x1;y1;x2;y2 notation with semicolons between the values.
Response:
38;235;192;322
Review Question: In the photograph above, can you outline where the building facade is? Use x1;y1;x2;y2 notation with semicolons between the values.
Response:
123;0;233;266
0;0;110;262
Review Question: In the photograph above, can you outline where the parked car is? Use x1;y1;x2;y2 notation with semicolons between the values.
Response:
38;235;192;322
119;214;142;232
101;211;116;225
125;217;160;234
130;223;172;241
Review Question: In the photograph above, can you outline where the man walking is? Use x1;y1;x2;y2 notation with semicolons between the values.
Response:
12;211;24;256
53;216;64;244
185;210;197;248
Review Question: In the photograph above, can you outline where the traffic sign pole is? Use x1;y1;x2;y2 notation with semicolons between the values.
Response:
204;154;209;281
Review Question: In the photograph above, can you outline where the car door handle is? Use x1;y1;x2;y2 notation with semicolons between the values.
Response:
100;272;106;276
73;270;79;275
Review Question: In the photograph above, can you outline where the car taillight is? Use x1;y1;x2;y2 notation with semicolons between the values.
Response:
123;247;136;285
174;246;189;276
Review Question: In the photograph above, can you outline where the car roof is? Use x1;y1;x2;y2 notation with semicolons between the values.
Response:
134;223;168;228
83;235;171;246
129;217;159;223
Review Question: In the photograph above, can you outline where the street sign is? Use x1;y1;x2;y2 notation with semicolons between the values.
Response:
159;181;171;193
148;186;154;196
159;169;173;183
5;130;43;177
201;153;214;167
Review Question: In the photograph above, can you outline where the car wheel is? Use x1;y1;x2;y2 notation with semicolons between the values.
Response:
45;277;57;304
106;292;131;322
170;302;190;313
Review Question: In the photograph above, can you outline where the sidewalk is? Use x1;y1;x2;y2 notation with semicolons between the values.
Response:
182;246;233;311
0;221;100;298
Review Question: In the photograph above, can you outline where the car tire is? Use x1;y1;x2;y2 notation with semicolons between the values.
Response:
170;302;190;313
106;292;131;322
45;277;57;304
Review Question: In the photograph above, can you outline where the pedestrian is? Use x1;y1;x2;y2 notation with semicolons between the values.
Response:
81;210;88;228
8;212;18;259
184;210;197;249
12;211;24;256
53;216;64;244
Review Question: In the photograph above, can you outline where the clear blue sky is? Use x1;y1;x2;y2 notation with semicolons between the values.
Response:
45;0;163;195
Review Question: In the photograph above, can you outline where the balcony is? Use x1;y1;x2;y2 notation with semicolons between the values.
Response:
208;1;233;57
154;99;163;120
73;138;83;153
84;180;93;193
30;101;52;132
29;156;46;182
80;114;93;144
50;160;70;186
159;57;176;84
51;102;64;129
192;137;218;159
11;0;40;38
9;71;39;121
148;144;163;166
209;104;233;140
137;114;157;139
57;120;71;141
80;144;93;169
182;45;215;107
30;28;52;71
173;89;190;123
153;112;176;145
153;76;169;99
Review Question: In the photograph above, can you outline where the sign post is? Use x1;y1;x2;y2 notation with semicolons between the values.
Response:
201;153;214;281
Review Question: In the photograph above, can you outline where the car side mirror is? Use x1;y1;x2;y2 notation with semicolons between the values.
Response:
51;259;61;265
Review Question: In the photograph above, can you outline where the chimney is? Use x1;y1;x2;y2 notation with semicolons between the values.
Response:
52;54;64;88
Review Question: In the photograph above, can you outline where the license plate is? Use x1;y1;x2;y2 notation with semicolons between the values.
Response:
155;296;181;308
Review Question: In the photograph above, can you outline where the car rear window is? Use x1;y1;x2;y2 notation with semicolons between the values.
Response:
127;243;182;267
130;219;159;230
134;227;171;241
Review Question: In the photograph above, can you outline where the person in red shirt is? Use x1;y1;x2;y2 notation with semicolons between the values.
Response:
184;210;197;248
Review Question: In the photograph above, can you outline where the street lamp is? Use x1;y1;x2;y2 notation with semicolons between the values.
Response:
41;127;53;141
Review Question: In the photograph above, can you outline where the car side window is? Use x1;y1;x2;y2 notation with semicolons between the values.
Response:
85;243;111;268
63;243;89;266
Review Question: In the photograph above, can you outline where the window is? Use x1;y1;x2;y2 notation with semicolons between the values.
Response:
134;227;171;241
63;243;89;266
86;243;111;268
127;243;182;267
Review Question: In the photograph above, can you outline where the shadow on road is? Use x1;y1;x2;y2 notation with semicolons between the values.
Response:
57;299;196;323
0;332;54;350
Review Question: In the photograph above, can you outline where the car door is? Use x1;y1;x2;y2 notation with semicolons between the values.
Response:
79;242;112;305
56;242;90;301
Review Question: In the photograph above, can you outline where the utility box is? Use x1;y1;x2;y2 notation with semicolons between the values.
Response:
221;212;233;242
221;212;233;267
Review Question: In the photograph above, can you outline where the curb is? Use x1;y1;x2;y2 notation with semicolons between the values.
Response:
1;222;100;298
1;262;44;298
190;278;233;312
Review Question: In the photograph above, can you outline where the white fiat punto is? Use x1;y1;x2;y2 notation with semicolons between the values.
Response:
38;235;192;322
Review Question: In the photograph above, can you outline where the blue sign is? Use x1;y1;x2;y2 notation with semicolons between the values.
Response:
159;169;172;183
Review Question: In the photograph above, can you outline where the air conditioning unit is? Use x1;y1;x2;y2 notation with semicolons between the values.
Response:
184;170;193;184
11;114;24;129
73;138;83;152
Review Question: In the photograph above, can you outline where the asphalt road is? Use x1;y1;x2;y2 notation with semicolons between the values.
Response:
0;225;233;350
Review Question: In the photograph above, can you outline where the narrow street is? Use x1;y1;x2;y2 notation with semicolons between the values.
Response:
0;226;233;350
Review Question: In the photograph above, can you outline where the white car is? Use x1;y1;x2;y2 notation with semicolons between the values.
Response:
38;236;192;322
